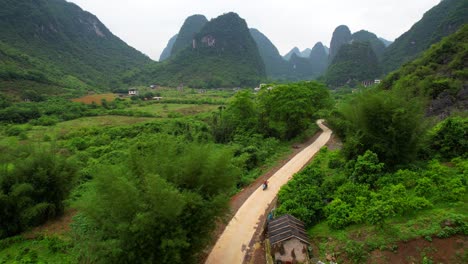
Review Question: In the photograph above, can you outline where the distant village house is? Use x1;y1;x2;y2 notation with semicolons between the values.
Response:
128;88;139;96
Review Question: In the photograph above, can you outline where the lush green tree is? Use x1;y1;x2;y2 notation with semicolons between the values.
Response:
258;81;331;139
428;117;467;159
351;150;385;186
76;134;240;263
334;89;426;167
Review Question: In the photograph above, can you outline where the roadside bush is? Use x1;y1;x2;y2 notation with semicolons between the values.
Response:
428;117;467;159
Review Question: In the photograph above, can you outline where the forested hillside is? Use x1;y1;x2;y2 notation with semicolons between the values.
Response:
0;41;88;98
382;0;468;73
352;30;386;59
0;0;151;90
126;13;266;88
382;25;468;117
325;41;381;87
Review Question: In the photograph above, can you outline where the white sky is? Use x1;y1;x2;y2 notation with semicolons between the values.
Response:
67;0;441;60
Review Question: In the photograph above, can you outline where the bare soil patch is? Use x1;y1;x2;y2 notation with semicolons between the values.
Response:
368;235;467;264
71;93;116;105
24;209;78;239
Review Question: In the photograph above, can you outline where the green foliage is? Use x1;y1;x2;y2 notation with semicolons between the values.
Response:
382;0;468;72
0;98;100;124
76;134;239;263
428;116;467;159
351;150;385;186
258;81;331;139
276;148;466;232
0;147;77;238
329;88;426;167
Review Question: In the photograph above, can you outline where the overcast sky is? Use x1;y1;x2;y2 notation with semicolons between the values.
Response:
67;0;440;60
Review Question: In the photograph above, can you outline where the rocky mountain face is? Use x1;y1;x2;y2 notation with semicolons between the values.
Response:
159;34;178;61
329;25;353;61
0;0;150;89
170;14;208;56
381;0;468;73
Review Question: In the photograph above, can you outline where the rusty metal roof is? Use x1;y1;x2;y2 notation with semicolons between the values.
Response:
268;214;310;246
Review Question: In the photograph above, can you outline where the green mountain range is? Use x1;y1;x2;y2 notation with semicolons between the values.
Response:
0;0;151;91
129;12;266;88
382;0;468;73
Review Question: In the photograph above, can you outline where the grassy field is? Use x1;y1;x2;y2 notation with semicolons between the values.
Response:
129;103;219;117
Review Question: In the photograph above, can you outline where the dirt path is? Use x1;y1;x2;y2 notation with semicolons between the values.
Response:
205;120;332;264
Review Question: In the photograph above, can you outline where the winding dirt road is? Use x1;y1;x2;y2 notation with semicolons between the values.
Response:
205;120;332;264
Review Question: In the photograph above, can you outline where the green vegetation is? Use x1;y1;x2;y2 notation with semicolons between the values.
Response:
0;82;332;262
382;0;468;73
0;147;77;239
275;26;468;263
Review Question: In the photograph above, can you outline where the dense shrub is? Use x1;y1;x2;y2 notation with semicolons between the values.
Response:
0;148;77;238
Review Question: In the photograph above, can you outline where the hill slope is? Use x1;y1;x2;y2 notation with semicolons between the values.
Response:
381;0;468;73
0;0;150;89
382;25;468;117
249;28;290;79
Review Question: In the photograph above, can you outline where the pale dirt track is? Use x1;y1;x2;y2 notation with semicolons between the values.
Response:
205;120;332;264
